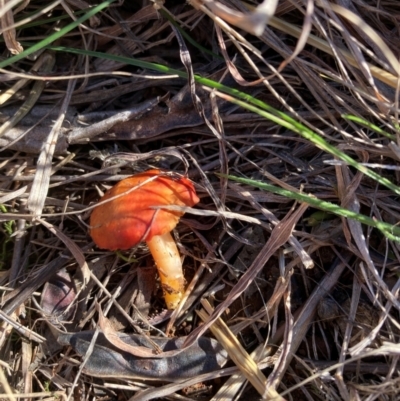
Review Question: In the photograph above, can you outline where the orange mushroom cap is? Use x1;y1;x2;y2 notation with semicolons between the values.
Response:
90;169;199;250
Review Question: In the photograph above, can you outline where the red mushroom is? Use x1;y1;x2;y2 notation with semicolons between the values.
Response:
90;169;199;310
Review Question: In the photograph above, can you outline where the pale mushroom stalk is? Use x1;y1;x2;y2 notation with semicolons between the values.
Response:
146;232;185;310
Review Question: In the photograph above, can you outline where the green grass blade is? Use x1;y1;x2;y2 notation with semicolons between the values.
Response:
0;0;115;68
221;173;400;242
342;114;396;140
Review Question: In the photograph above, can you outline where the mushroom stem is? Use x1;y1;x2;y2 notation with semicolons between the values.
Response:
146;232;185;310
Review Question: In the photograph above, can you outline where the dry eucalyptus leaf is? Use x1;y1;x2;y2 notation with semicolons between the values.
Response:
58;331;228;380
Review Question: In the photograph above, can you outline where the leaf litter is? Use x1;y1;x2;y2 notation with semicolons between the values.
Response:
1;0;400;400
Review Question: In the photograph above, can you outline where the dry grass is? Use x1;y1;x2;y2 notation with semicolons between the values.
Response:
1;0;400;400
